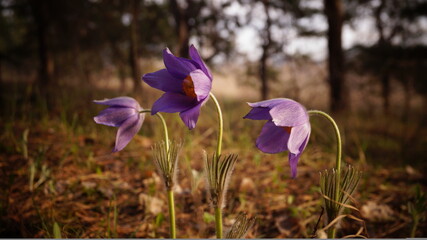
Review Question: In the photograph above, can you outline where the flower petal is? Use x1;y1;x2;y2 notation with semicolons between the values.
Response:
94;97;141;110
269;99;309;127
287;123;311;154
189;69;212;101
163;48;197;79
189;45;212;80
243;107;272;120
247;99;286;109
113;113;144;152
94;107;137;127
151;92;197;114
256;121;290;154
142;69;183;93
179;97;208;130
288;134;310;178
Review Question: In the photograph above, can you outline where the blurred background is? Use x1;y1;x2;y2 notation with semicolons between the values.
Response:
1;0;426;238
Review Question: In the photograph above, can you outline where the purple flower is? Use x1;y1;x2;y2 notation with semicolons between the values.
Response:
243;98;311;178
142;45;212;130
93;97;145;152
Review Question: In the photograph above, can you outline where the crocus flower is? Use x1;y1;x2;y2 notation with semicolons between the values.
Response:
243;98;311;178
93;97;145;152
142;45;212;129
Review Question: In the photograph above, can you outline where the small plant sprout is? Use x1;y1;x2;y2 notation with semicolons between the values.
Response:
152;140;182;238
204;152;238;238
225;212;256;239
408;185;426;238
319;166;362;236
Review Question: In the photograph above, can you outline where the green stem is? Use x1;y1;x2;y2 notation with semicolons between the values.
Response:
215;207;223;239
209;92;225;238
167;190;177;238
140;109;169;151
140;109;175;238
209;92;223;159
308;110;342;239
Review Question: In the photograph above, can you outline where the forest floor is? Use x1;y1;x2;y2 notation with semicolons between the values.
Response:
1;82;426;238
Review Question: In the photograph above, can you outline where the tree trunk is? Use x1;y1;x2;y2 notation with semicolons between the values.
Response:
170;0;190;57
381;71;390;114
375;0;391;115
129;0;142;93
403;77;412;120
109;40;127;92
30;0;54;88
324;0;347;112
0;58;2;83
260;50;268;100
259;0;272;100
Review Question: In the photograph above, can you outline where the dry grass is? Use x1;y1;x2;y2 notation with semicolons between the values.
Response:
0;81;426;238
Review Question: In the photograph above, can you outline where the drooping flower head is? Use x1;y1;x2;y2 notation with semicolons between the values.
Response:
243;98;311;178
93;97;145;152
142;45;212;129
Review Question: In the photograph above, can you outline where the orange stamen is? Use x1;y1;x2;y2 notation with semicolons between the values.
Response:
183;75;197;98
283;126;292;134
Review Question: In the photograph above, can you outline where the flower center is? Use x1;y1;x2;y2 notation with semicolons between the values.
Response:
283;126;292;134
183;75;197;98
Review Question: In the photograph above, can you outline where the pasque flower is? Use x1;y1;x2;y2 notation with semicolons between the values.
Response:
93;97;145;152
142;45;212;129
244;98;311;178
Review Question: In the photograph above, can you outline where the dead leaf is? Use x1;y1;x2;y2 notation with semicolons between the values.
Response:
361;201;394;222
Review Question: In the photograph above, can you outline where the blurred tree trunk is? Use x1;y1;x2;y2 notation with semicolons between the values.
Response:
380;71;390;114
375;0;391;114
30;0;54;88
403;77;412;119
170;0;190;57
0;59;2;83
324;0;347;112
259;0;272;100
129;0;142;93
109;41;127;92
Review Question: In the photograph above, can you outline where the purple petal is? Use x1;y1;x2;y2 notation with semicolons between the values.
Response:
288;134;310;178
189;45;212;80
113;113;144;152
94;107;137;127
247;99;286;109
94;97;141;110
179;97;208;130
151;92;197;114
287;123;311;154
142;69;183;93
189;69;212;101
269;99;309;127
256;121;290;154
163;48;197;79
243;107;272;120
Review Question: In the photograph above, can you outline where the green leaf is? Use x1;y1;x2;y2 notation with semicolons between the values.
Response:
155;213;164;227
203;212;215;224
53;222;62;239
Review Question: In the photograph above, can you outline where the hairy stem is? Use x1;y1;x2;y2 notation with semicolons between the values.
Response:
209;92;223;159
215;207;223;238
209;92;225;238
140;109;175;238
167;190;177;238
140;109;169;152
308;110;342;238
